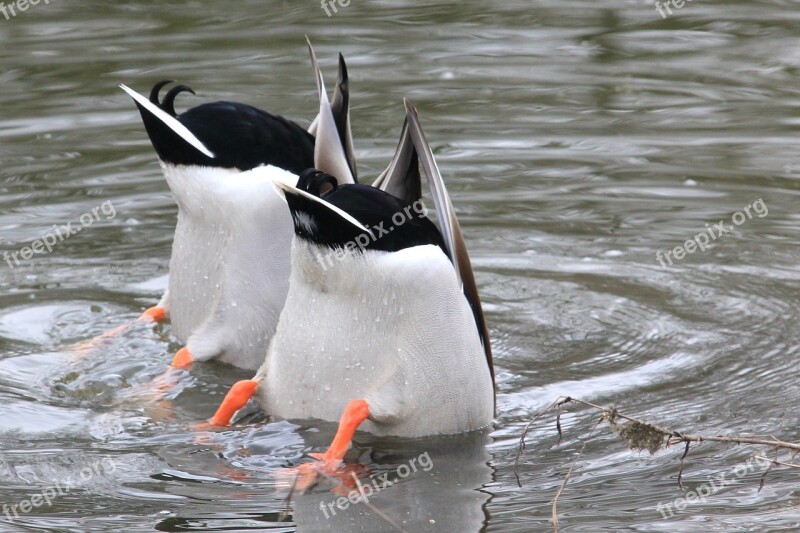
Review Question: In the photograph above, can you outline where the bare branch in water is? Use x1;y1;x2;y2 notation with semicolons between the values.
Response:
277;472;300;522
556;403;564;446
514;397;565;487
755;455;800;469
352;472;407;532
514;395;800;533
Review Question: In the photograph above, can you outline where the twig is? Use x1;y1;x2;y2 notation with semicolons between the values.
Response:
551;415;604;533
514;398;565;487
515;395;800;533
556;403;564;446
278;473;300;522
560;396;800;453
564;397;674;436
352;473;406;532
666;434;800;451
758;455;774;493
677;440;690;490
755;455;800;469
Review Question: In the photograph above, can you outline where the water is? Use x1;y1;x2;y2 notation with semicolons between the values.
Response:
1;0;799;531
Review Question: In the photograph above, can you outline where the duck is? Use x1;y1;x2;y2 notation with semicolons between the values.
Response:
206;100;495;468
118;42;356;371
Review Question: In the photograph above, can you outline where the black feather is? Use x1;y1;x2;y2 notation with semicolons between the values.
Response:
297;169;339;196
134;82;315;174
162;84;196;117
286;172;446;255
149;80;173;105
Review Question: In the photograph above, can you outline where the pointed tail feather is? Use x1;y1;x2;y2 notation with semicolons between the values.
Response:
119;84;215;159
331;53;358;181
305;37;356;184
402;99;495;396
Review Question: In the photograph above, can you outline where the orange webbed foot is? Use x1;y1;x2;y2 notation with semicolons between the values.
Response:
277;399;371;493
170;347;194;369
146;347;193;398
70;305;166;362
139;306;167;323
69;323;129;360
278;458;366;494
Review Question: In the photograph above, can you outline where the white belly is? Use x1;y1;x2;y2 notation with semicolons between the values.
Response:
163;164;297;370
256;240;494;437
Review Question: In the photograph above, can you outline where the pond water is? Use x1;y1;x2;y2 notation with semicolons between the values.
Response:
0;0;798;531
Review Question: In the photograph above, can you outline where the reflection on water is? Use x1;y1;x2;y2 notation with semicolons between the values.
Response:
290;434;492;532
1;0;800;531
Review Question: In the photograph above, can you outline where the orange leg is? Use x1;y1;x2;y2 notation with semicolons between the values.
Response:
170;347;194;369
311;399;370;468
70;305;167;362
207;380;259;427
284;399;371;492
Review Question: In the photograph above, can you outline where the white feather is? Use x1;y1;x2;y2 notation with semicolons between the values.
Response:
293;212;317;234
272;181;374;239
163;163;297;370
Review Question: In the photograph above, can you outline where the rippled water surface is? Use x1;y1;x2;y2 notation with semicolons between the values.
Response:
1;1;799;531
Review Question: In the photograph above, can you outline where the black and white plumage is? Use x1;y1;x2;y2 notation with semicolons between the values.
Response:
120;45;357;370
244;100;495;437
132;80;316;174
287;169;447;255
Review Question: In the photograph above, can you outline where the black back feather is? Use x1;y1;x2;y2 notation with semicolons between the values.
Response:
135;81;315;175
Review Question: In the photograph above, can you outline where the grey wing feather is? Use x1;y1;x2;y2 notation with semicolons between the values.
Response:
372;119;422;204
403;99;495;397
